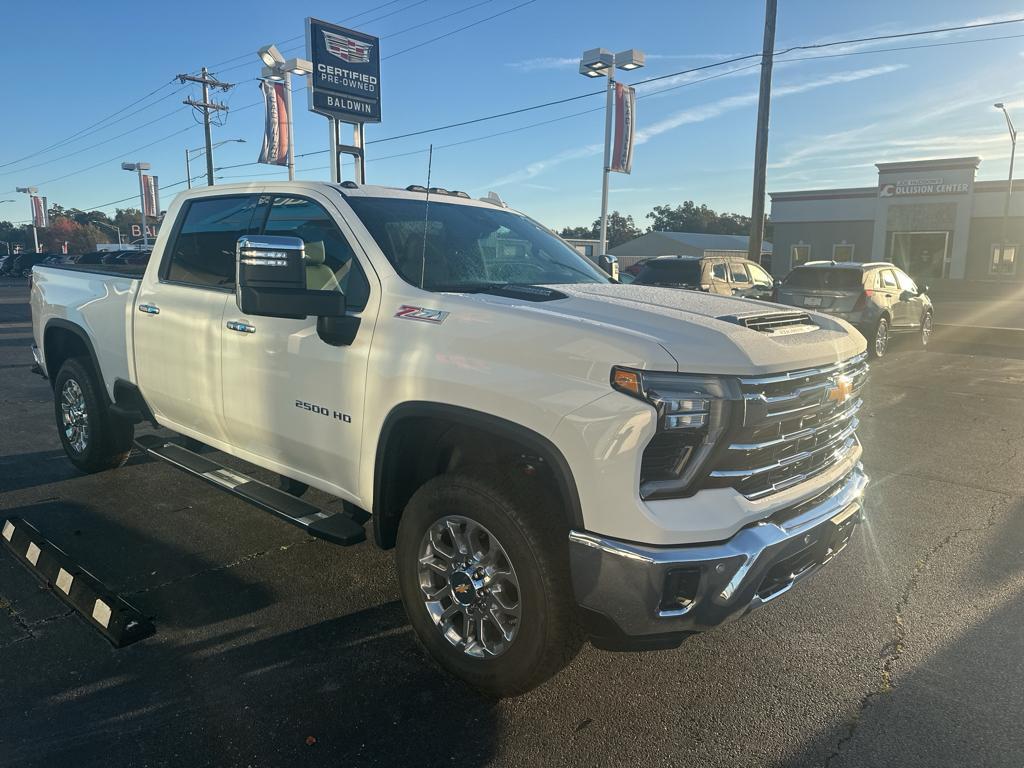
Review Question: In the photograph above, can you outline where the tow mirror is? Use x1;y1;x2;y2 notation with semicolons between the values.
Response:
235;235;346;320
597;253;619;281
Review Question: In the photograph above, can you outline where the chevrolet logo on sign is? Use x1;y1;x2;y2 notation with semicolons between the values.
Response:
826;375;854;404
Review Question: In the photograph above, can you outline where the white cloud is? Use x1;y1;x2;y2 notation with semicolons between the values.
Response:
484;65;904;188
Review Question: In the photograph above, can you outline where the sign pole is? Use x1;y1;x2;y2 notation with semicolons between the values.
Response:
353;123;366;184
329;118;340;183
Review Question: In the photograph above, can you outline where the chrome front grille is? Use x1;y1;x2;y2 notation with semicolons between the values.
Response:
708;354;868;499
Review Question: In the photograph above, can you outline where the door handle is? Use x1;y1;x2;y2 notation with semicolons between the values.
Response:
138;304;160;315
226;320;256;334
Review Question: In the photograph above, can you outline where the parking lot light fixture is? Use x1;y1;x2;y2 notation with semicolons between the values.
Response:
579;45;645;262
258;44;285;68
121;162;152;247
16;186;40;252
186;138;245;189
994;103;1018;273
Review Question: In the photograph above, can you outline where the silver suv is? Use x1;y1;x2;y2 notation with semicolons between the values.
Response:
775;261;933;358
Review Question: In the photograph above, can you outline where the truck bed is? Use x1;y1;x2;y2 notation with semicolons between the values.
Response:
30;265;142;399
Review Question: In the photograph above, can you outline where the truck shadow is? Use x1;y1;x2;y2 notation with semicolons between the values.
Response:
0;448;154;494
1;599;498;768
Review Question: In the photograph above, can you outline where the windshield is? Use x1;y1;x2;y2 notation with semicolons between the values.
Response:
632;259;702;286
784;267;864;291
344;196;610;292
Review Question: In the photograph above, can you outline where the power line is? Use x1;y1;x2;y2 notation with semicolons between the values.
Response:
215;0;502;76
0;106;191;178
383;0;539;60
0;80;184;170
9;16;1024;213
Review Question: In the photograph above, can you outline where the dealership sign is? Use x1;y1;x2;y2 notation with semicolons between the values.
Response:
879;177;970;197
306;18;381;123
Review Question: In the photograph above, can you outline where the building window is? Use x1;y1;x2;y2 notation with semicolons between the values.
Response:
833;243;855;262
791;244;810;265
990;244;1017;276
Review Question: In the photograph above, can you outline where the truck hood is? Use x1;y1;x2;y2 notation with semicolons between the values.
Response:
473;283;866;375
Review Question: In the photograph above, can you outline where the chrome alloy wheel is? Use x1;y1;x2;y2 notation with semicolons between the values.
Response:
875;320;889;357
921;313;933;346
60;378;89;453
417;515;521;658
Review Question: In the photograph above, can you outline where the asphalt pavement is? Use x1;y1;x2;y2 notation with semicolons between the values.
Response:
1;276;1022;768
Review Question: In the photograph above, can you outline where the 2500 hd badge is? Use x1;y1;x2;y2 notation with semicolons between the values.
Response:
295;399;352;423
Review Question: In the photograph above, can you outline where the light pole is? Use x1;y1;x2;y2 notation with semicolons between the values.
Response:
15;186;40;253
121;162;151;247
994;102;1017;273
259;44;313;181
186;138;246;189
91;220;123;246
579;47;645;259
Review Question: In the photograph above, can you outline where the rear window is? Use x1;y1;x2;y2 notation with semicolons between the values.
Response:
632;259;702;286
784;267;863;291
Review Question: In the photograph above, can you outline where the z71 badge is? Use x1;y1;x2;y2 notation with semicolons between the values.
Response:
395;305;449;324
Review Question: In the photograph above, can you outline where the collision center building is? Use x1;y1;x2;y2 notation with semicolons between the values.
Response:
769;156;1023;284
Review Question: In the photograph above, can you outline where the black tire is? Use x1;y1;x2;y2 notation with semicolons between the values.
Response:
869;316;889;359
395;467;582;697
53;357;133;473
920;311;933;348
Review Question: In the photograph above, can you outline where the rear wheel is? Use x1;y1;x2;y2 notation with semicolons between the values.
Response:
53;357;133;473
869;317;889;359
395;467;581;697
920;311;933;348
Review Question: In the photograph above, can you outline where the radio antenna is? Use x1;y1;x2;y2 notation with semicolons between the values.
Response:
419;144;433;289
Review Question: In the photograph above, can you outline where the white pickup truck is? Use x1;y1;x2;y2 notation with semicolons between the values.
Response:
30;181;868;695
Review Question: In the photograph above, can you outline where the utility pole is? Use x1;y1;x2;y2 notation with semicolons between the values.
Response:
747;0;778;265
177;67;234;186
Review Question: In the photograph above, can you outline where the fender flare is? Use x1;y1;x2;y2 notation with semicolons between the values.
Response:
42;319;107;396
372;402;584;548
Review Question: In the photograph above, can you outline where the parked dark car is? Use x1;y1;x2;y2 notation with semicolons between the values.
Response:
626;254;776;300
775;261;933;358
12;252;65;277
0;252;18;275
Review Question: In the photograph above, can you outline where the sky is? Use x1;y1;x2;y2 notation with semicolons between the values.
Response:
2;0;1023;233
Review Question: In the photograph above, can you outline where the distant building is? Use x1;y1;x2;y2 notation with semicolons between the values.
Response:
770;156;1023;283
609;232;773;271
563;237;600;259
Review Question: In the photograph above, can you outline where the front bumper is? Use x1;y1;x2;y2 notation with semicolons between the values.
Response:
569;464;868;649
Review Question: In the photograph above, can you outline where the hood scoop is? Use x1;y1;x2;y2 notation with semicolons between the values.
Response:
718;310;818;335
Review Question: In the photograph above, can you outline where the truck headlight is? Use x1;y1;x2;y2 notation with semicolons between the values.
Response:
611;367;742;499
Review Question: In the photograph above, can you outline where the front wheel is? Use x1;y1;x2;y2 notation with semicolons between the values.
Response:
53;357;133;473
920;311;933;348
869;317;889;359
395;468;581;697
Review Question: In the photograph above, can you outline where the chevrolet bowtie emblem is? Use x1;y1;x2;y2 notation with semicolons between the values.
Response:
453;583;471;594
826;375;853;404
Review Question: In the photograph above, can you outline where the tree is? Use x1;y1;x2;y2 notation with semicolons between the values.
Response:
645;201;752;235
600;211;642;249
559;225;595;240
38;217;102;254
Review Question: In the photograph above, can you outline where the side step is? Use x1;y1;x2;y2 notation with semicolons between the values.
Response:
134;435;366;546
